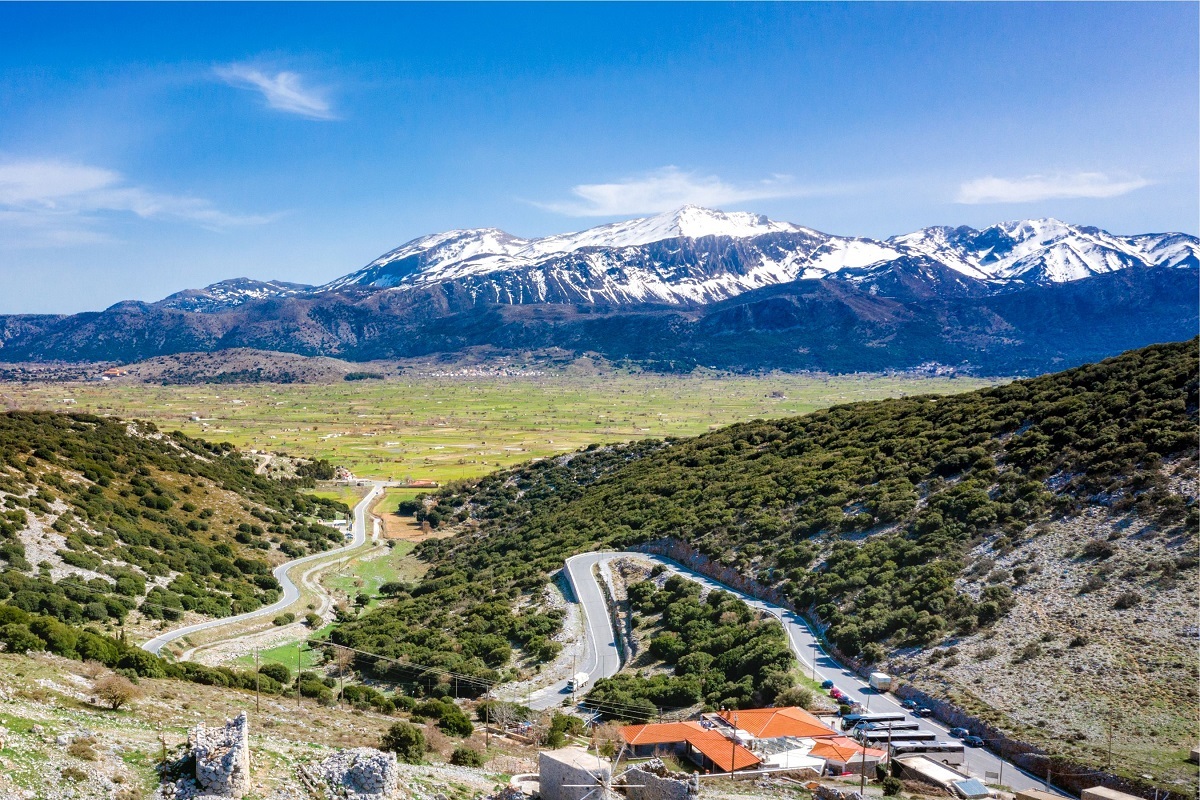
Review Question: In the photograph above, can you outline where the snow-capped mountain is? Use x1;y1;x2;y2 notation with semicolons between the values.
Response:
889;219;1200;283
158;278;312;313
314;206;1197;307
2;206;1194;371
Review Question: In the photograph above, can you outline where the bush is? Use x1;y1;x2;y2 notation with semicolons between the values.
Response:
272;613;295;626
449;745;486;767
381;721;425;763
881;776;904;797
94;673;143;709
1113;590;1142;610
436;705;475;737
0;623;45;654
775;686;816;710
67;737;98;760
258;662;291;685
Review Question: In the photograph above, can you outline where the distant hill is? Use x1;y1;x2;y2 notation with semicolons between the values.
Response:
0;208;1195;373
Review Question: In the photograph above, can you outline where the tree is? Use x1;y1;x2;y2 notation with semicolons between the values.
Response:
381;721;425;763
93;673;143;710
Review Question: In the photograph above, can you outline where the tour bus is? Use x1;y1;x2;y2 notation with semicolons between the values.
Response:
860;729;936;744
840;712;906;731
888;741;967;767
857;720;921;734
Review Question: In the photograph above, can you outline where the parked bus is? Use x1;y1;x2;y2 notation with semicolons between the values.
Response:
861;729;936;744
840;712;906;731
857;721;921;734
889;741;966;767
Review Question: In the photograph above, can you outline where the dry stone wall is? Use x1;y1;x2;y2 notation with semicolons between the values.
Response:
619;759;699;800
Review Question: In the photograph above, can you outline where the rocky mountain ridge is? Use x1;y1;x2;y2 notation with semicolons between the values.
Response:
0;207;1195;372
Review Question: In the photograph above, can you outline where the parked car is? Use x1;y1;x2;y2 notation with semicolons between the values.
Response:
821;679;835;689
900;699;918;710
949;727;970;738
914;707;935;717
964;735;985;747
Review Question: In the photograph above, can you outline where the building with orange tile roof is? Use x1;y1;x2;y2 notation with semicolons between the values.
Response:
715;706;840;740
619;707;887;776
620;720;761;773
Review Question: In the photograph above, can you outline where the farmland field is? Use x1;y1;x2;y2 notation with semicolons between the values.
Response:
0;372;997;481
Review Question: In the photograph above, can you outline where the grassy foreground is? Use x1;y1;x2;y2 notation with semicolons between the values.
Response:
1;372;994;481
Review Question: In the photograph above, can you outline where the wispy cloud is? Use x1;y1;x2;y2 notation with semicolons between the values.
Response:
215;64;335;120
535;166;818;217
0;159;274;247
956;172;1151;205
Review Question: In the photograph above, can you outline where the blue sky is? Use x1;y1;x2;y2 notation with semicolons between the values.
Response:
0;2;1196;314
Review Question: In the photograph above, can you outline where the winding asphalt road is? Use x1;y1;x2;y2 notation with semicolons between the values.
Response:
141;484;381;656
553;550;1066;794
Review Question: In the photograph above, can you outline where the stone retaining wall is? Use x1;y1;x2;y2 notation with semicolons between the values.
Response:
620;759;699;800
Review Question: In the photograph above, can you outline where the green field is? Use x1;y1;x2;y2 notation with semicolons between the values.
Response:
324;540;419;611
235;635;327;672
1;373;996;481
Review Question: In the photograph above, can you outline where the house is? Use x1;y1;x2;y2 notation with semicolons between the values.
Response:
1081;788;1143;800
619;706;882;776
1017;790;1066;800
621;721;761;773
809;736;885;776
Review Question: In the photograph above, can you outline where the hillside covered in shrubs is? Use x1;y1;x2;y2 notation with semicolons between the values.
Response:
0;412;348;657
336;339;1197;705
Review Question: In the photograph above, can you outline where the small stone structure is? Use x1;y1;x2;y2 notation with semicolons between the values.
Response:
538;747;612;800
312;747;399;799
815;785;865;800
619;759;699;800
190;712;251;799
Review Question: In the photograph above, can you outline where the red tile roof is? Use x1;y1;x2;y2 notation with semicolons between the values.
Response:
620;721;761;772
716;706;840;740
810;736;886;763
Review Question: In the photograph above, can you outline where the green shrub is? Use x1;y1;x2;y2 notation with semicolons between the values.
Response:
449;745;486;767
381;721;425;763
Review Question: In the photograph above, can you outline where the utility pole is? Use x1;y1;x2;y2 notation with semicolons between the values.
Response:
860;741;868;796
296;641;302;709
485;687;491;748
254;647;260;713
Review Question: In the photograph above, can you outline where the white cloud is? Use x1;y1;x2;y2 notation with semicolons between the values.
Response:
535;166;815;217
215;64;335;120
955;172;1151;205
0;159;274;246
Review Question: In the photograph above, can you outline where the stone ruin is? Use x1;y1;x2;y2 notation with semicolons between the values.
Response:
617;758;700;800
309;747;399;799
159;712;251;800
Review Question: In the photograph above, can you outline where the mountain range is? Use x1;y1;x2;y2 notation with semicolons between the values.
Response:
1;206;1196;373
